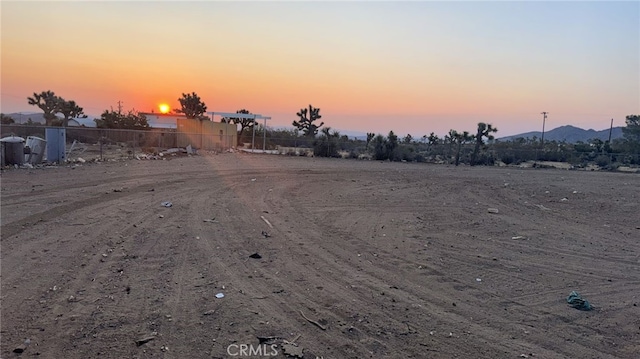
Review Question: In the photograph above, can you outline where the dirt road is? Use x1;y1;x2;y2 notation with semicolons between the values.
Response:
1;154;639;358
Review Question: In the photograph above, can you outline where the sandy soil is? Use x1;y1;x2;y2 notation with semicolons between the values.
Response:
1;153;639;359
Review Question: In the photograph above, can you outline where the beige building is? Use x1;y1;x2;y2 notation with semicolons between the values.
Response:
176;118;237;150
139;113;237;150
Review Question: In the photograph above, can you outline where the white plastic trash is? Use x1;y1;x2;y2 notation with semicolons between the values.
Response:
26;136;47;164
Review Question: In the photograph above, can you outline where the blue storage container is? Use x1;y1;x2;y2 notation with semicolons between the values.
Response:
45;128;66;163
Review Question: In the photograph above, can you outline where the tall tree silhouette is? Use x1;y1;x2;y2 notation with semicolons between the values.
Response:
293;105;323;137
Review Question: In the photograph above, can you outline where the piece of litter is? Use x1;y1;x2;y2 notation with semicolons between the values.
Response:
136;335;156;346
560;198;568;202
476;278;482;282
260;215;273;229
487;208;499;214
511;236;526;240
567;291;592;310
281;342;304;358
249;253;262;259
161;201;172;207
215;293;225;299
572;190;578;194
203;218;216;223
251;178;256;182
261;231;271;238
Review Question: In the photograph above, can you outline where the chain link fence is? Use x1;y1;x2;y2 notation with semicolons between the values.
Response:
2;124;639;169
1;125;237;162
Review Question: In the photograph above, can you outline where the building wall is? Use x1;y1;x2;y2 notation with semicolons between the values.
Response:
141;113;183;129
176;118;237;150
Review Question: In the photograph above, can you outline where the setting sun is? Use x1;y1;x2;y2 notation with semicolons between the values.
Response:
159;104;170;114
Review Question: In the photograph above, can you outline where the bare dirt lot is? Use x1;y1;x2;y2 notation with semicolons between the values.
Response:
1;154;639;359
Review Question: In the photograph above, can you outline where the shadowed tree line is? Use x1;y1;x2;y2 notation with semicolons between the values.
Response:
16;91;640;167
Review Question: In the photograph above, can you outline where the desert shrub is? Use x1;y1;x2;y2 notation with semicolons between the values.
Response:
594;154;611;167
313;136;339;157
501;153;515;165
391;145;415;162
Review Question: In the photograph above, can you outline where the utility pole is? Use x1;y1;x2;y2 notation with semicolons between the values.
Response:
117;101;123;115
608;118;614;143
540;112;548;145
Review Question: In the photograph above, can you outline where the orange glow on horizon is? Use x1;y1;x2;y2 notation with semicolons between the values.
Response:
159;104;170;114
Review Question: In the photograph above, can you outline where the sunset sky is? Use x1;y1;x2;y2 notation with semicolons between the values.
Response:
1;1;638;137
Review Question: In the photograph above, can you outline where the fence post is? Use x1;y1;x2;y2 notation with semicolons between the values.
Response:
132;130;135;158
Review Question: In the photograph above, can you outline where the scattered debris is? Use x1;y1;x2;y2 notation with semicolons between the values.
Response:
249;253;262;259
261;230;271;238
13;339;30;353
487;208;499;214
567;291;592;310
203;310;216;316
161;201;172;207
261;216;274;229
511;236;526;240
299;310;327;330
290;334;301;343
215;293;225;299
77;157;86;163
135;335;156;346
281;341;304;358
186;145;194;155
257;335;280;344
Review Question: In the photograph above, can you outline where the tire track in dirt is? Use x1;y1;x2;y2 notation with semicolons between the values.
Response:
2;155;638;358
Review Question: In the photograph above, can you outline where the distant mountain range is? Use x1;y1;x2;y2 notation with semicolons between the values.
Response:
499;125;624;143
3;112;47;124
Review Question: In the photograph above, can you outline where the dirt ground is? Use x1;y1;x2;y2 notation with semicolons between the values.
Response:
1;153;639;359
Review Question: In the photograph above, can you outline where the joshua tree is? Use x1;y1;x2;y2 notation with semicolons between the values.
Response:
293;105;323;137
471;122;498;165
366;132;375;149
58;100;87;127
453;130;473;166
222;109;255;143
177;92;207;119
27;90;61;125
